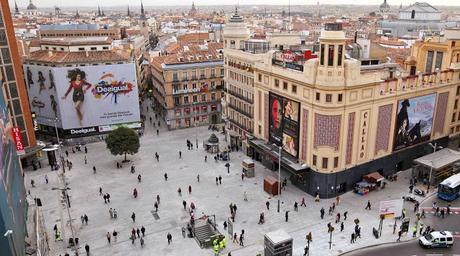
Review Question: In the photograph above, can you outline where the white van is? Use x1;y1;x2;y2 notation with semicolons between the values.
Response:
419;231;454;248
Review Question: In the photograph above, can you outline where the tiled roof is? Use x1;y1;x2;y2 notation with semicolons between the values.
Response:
25;50;131;64
151;42;223;71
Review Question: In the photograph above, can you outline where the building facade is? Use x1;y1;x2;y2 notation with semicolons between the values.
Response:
0;2;28;256
23;37;140;141
251;23;460;198
150;42;224;130
1;0;38;165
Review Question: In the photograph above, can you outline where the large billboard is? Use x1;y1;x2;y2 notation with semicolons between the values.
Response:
393;94;436;151
24;63;140;130
269;93;300;157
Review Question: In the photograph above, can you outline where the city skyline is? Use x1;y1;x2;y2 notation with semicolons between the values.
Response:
9;0;460;7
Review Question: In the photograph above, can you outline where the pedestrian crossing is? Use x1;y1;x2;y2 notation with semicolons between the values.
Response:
420;207;460;215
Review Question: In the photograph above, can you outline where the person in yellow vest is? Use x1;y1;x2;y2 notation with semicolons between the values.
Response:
213;239;218;246
214;243;219;255
222;237;227;248
219;240;224;250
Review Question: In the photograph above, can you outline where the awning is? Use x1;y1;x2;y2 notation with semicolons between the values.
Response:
413;148;460;170
363;172;384;183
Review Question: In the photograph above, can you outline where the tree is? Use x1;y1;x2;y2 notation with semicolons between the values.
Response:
105;127;140;162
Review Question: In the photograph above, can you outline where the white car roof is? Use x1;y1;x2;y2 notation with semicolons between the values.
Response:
431;231;453;238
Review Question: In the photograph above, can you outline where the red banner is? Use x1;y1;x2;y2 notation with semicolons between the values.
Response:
12;126;25;155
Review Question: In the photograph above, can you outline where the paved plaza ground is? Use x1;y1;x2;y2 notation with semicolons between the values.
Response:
25;102;430;256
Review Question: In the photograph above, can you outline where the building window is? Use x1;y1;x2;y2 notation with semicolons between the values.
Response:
411;10;415;19
220;68;224;76
192;83;196;89
292;84;297;93
258;73;262;82
337;45;343;66
455;100;458;110
316;92;320;101
326;94;332;103
312;155;317;166
200;69;205;79
4;65;15;81
201;94;206;102
90;47;97;51
457;86;460;96
338;93;343;102
193;95;197;102
184;96;189;104
183;72;188;80
192;71;197;80
103;46;109;50
78;47;85;51
452;113;456;123
211;93;216;101
274;79;279;87
173;72;178;81
211;69;215;77
328;45;334;66
334;157;339;168
258;125;262;134
425;51;434;73
434;52;443;70
322;157;328;169
283;82;288;90
320;44;325;65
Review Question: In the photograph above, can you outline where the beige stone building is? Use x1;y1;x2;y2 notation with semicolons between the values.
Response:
250;23;460;198
150;42;224;130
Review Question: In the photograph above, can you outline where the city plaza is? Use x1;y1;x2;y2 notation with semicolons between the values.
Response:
25;100;425;256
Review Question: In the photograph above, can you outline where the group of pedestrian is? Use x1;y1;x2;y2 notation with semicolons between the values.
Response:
232;229;245;246
108;208;118;219
186;139;195;150
215;175;223;185
350;225;361;243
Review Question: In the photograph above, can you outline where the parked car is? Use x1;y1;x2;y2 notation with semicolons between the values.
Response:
402;195;418;203
419;231;454;248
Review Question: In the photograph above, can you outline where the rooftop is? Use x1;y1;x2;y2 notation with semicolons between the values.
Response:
25;50;131;64
40;37;111;46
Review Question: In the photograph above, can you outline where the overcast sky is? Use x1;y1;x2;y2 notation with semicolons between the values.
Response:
11;0;460;7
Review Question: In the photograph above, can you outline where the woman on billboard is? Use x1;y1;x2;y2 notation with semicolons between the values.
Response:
61;69;92;126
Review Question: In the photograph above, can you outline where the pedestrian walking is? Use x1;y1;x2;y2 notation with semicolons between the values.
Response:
320;207;325;219
178;187;182;196
219;175;222;185
65;150;69;157
397;230;402;242
336;213;341;223
223;221;227;230
412;226;417;237
131;212;136;222
419;224;424;235
239;233;244;246
93;166;96;174
84;156;87;164
179;151;182;158
441;208;445;218
157;194;160;205
164;173;168;181
188;185;192;194
141;226;145;237
167;233;172;245
341;222;344;232
106;232;111;244
301;197;306;207
344;211;348;220
183;200;187;210
285;210;289;222
216;177;219;185
241;172;245;181
204;156;207;162
154;202;159;212
140;236;145;247
336;195;340;205
138;174;142;183
350;233;355;243
182;227;186;238
85;244;90;255
130;233;135;244
266;201;270;210
294;202;298;211
197;174;200;182
243;191;248;201
84;146;88;154
45;175;48;184
332;202;336;212
136;228;140;238
84;214;88;225
106;193;110;203
99;187;103;196
315;193;320;202
156;129;159;135
109;208;113;218
365;200;371;210
233;233;238;244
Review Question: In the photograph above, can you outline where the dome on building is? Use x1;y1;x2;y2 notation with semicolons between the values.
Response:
379;0;390;12
27;0;37;10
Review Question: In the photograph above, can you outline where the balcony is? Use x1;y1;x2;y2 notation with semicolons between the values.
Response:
227;89;254;104
228;102;253;118
227;117;253;133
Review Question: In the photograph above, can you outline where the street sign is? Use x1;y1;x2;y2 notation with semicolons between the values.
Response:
379;199;403;218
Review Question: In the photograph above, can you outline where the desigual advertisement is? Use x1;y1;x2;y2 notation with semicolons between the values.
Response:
24;63;140;130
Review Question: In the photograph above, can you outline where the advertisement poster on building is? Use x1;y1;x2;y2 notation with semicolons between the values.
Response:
11;127;25;155
24;64;140;130
269;93;300;157
393;93;436;151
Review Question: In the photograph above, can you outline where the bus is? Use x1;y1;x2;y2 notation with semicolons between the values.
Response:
438;173;460;201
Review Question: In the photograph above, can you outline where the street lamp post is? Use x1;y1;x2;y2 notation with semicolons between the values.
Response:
278;145;281;213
